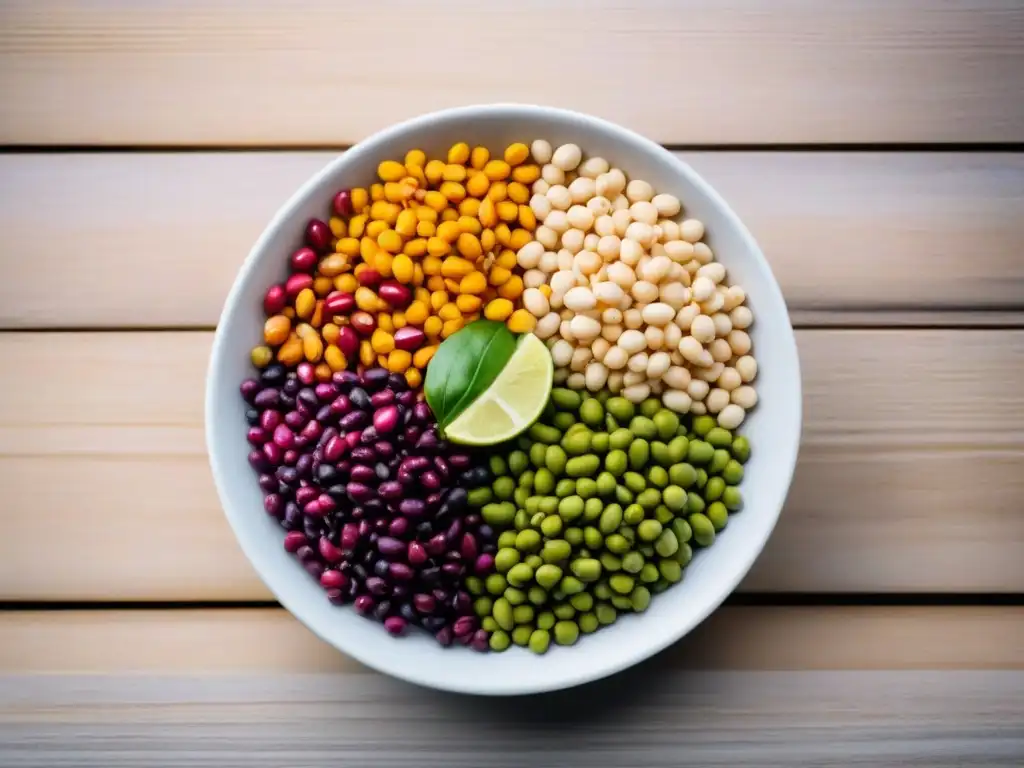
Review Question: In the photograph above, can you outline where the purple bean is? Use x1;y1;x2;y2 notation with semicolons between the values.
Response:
326;588;346;605
404;425;422;445
413;401;432;422
253;388;279;409
460;533;478;561
377;481;403;501
332;370;359;390
390;563;414;581
370;390;395;408
396;468;415;486
296;362;317;385
372;601;392;622
432;456;450;481
340;523;359;551
347;465;375;486
373;559;391;578
319;537;343;563
295;486;318;506
425;534;447;557
441;562;464;577
316;404;335;424
388;517;409;538
320;569;347;589
283;449;299;466
263;493;283;517
240;378;262;403
474;553;495;574
354;595;374;615
339;411;368;431
449;453;471;470
323;435;346;463
359;426;378;444
330;395;352;416
282;376;300;395
348;387;371;410
407;541;427;565
283;502;302;530
361;368;389;390
373;405;399;433
445;519;463;543
400;456;430;474
397;389;416;407
470;630;490;652
247;427;268;446
383;616;407;636
365;577;388;596
415;430;439;452
258;474;278;493
413;594;436;614
283;531;306;553
300;420;322;442
315;382;338;402
295;453;313;478
262;441;283;466
350;446;375;463
388;373;408;391
435;627;453;646
376;536;404;557
419;471;441;491
399;498;426;517
316;494;337;515
453;616;476;638
373;441;395;459
346;482;374;504
304;499;324;517
272;423;295;449
304;559;324;579
284;410;306;429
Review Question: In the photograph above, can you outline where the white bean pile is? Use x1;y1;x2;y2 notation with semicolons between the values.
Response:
518;140;757;430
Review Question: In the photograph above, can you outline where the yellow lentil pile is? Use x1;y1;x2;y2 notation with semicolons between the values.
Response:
252;142;550;387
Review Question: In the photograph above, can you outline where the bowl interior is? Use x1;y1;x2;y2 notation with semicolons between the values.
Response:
206;105;801;695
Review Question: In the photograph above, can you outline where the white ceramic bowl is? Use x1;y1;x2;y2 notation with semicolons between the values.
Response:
206;104;801;696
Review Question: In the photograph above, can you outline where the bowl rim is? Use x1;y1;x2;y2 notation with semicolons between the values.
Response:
205;103;802;695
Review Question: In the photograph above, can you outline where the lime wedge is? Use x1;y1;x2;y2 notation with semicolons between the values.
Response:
444;333;553;446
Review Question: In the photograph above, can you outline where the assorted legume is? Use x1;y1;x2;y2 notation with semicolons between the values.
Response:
241;136;759;653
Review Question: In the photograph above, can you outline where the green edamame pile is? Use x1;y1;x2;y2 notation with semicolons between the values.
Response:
465;389;751;654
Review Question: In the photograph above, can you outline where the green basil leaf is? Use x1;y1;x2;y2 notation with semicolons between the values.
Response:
425;320;517;431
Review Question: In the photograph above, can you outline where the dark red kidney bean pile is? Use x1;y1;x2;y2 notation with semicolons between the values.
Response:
241;364;496;650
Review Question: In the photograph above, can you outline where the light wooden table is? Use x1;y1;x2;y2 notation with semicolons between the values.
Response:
1;2;1023;765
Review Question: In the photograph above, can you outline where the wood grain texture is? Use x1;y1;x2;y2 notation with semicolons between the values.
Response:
2;152;1023;329
1;1;1023;146
1;609;1021;766
1;330;1021;599
3;607;1022;672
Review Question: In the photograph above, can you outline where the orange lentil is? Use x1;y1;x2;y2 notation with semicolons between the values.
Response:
427;274;447;292
441;318;464;338
483;298;514;321
507;182;530;204
405;368;422;388
423;316;443;338
416;220;436;238
303;333;324;362
387;349;413;373
404;238;427;258
509;228;532;250
447;142;470;165
504;143;530;166
392;253;415;283
459;272;487;294
264;315;291;346
511;164;541;184
336;237;360;256
359;340;376;367
322;324;340;345
405;301;429;325
371;329;395;354
456;294;482;313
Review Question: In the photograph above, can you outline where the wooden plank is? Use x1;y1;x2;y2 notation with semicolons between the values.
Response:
1;1;1023;145
0;330;1021;599
1;607;1022;672
1;152;1023;329
0;609;1021;768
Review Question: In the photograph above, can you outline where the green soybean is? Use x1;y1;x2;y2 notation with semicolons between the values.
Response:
689;512;716;547
577;612;599;634
709;448;730;475
576;477;598;499
525;496;541;515
542;538;571;564
474;596;494;617
722;459;745;485
696;469;708;489
706;426;733;449
554;621;579;646
525;554;543;570
610;594;633;611
529;628;551;654
722;486;743;511
564;527;584;547
538;495;559;515
628;439;650;470
528;586;548;605
513;508;529;530
609;428;634;450
639;563;659;583
595;603;617;625
465;576;484;595
600;552;622;571
671;517;692;544
535;563;563;589
504;587;527;605
594;581;612;599
512;625;533;647
663;485;688;512
518;469;535;489
551;388;582;410
492;597;514;631
516;529;542;552
512;604;534;624
482;617;499;632
687;492;705;516
591;432;609;453
638;519;663;541
537;611;556;631
605;533;629;554
582;497;602;521
561;574;585;595
468;486;493;507
629;415;657;440
653;409;680;440
599;504;623;534
605;397;635;424
658;558;683;583
688;440;714;464
638;398;660;418
615;485;634;505
562;430;592;456
533;468;555;495
621;551;644;573
651;441;671;466
647;465;668;488
495;548;520;572
636;488;661;510
654;505;674;524
583;526;603;550
624;471;646;493
705;476;725;502
605;413;618;432
507;562;534;586
675;542;693;567
482;502;515;526
497;530;517;549
571;558;602;582
655;529;679;557
529;442;548;468
605;449;628;476
489;455;508;477
595;471;617;497
639;543;655;558
552;411;576;431
667;435;690;464
610;573;635;594
580;399;604;427
540;514;563;537
555;478;576;498
622;504;644;525
544;445;567;475
693;415;716;436
508;450;529;475
732;435;751;463
558;495;584;521
630;585;652;612
567;455;600;477
530;424;560;446
707;501;729;531
619;525;636;545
